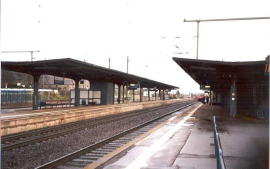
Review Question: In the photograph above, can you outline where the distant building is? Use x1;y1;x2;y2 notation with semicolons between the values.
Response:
2;70;90;91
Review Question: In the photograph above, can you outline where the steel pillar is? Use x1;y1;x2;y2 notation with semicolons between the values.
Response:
126;85;128;101
74;79;80;106
230;80;237;117
139;87;143;102
133;89;135;102
32;75;40;110
112;84;115;104
196;21;200;59
122;85;125;103
117;84;121;104
162;90;165;100
148;88;150;101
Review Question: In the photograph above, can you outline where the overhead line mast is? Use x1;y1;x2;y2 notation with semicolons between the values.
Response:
2;50;40;61
183;17;270;59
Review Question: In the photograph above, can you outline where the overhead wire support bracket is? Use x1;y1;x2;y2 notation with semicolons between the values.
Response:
183;16;270;60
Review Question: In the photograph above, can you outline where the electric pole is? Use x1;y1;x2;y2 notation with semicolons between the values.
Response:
2;50;40;61
108;57;111;69
183;16;270;60
127;56;129;73
196;21;199;59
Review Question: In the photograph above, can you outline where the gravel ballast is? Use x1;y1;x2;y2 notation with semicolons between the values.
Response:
2;102;191;169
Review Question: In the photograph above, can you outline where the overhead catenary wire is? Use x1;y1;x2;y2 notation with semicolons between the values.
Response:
183;16;270;60
2;50;40;61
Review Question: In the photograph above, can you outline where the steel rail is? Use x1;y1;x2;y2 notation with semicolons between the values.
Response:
2;102;189;151
35;102;196;169
2;105;159;141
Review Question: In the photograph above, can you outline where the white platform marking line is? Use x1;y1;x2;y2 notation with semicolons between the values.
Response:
124;104;202;169
0;111;56;119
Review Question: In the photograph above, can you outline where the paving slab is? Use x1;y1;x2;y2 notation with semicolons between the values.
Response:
220;122;269;169
103;104;269;169
174;157;216;169
178;129;214;156
111;146;147;166
103;104;202;169
145;130;191;167
173;124;215;169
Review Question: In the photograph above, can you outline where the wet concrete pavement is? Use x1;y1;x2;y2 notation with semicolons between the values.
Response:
102;104;269;169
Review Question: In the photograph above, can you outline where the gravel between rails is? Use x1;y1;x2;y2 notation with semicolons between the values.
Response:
2;102;192;169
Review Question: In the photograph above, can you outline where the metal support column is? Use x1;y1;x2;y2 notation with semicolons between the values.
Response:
148;88;150;101
117;84;121;104
112;84;115;105
122;85;125;103
184;17;270;60
196;21;200;59
32;75;40;110
140;87;143;102
230;79;237;117
162;90;165;100
155;90;157;101
126;85;129;102
74;79;80;106
87;87;89;105
133;89;135;102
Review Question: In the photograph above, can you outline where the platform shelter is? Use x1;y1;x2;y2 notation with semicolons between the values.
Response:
173;56;269;118
2;58;178;109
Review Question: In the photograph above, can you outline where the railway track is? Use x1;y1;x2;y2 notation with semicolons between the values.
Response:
35;101;197;169
1;101;192;151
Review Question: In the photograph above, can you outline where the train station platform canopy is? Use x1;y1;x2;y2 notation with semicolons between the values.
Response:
173;56;269;117
2;58;178;90
172;57;268;91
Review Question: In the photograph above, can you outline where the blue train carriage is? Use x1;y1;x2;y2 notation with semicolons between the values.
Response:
1;88;54;109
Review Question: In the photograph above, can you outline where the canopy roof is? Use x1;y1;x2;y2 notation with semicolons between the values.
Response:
2;58;178;90
173;57;268;91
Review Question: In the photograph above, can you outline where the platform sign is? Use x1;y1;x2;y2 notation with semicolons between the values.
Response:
200;84;210;91
128;84;139;90
54;76;65;85
64;78;73;85
42;75;54;85
92;91;101;98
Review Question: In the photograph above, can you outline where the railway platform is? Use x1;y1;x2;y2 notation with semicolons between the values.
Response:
0;99;188;136
102;104;269;169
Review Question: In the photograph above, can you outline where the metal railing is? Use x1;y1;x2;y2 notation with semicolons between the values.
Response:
213;116;226;169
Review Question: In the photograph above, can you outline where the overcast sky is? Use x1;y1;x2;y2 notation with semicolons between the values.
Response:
1;0;270;93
